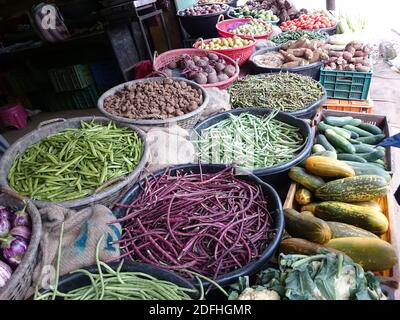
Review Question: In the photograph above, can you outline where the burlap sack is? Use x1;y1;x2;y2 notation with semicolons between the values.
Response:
27;204;121;297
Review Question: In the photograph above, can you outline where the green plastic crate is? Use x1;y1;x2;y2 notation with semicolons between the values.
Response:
319;68;372;101
61;85;99;109
48;64;94;92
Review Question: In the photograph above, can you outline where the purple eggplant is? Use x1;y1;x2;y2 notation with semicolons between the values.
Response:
0;260;12;288
10;226;31;242
0;215;10;237
1;235;28;267
0;206;11;220
11;206;30;228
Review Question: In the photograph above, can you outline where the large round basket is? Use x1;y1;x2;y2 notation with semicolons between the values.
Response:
216;16;273;40
249;46;324;81
0;117;149;210
37;259;199;300
153;50;239;90
113;163;284;288
98;77;209;129
0;189;41;300
193;108;313;176
193;37;256;66
177;4;230;39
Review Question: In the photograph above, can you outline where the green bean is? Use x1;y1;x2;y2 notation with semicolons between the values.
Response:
34;235;197;301
8;120;144;202
228;73;324;112
195;111;307;169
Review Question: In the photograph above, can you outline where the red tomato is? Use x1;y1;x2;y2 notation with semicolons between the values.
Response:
320;23;326;28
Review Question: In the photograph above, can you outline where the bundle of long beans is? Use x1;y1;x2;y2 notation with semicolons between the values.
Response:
195;111;307;169
8;121;144;202
228;73;324;112
34;231;196;300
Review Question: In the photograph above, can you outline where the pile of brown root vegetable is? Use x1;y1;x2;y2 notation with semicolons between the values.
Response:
252;37;329;68
323;41;371;72
103;79;203;119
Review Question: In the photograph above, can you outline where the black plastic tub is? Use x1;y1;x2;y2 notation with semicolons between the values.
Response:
113;163;285;289
193;108;313;176
249;46;323;81
177;5;230;38
38;259;199;300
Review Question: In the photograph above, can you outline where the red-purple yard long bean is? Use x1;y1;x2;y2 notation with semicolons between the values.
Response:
114;167;275;279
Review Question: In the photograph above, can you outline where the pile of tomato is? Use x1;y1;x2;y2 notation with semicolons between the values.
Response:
280;14;337;31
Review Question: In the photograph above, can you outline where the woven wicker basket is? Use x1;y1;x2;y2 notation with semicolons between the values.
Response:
97;77;209;129
0;117;149;210
0;189;41;300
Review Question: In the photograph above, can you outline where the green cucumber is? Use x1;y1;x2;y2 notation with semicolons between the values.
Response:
356;134;385;145
313;151;337;159
317;134;336;152
349;138;361;145
358;122;383;135
344;161;391;183
354;144;376;153
318;122;352;139
357;149;385;162
312;144;326;153
325;129;355;154
337;154;367;163
324;116;362;127
374;159;386;166
343;125;373;137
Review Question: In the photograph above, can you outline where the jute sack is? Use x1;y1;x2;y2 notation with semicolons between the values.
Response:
27;204;121;297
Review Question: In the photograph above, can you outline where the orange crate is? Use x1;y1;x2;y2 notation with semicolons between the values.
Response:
322;98;374;113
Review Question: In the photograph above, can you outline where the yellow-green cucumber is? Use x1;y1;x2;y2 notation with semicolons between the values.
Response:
344;161;391;183
337;153;367;163
357;149;385;162
312;144;326;153
317;134;336;152
284;208;332;244
288;166;325;192
300;203;319;213
318;122;353;139
325;129;355;154
326;237;397;271
358;122;383;135
342;124;373;137
314;201;389;235
315;175;389;202
313;151;337;159
324;116;362;127
356;134;385;145
355;200;382;212
326;221;379;239
279;238;340;256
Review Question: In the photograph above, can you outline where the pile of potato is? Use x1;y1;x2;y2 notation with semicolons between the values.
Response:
252;37;329;68
324;41;371;72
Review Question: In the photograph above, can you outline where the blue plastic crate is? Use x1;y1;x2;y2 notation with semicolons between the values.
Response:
319;68;372;101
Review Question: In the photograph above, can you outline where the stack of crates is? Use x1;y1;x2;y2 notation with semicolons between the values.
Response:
319;66;373;113
47;64;99;109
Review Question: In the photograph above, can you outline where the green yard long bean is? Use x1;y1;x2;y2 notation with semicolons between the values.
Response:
228;73;324;112
34;234;196;300
8;121;144;202
195;111;307;169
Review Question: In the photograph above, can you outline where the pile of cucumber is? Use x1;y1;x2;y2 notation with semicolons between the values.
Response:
312;115;390;182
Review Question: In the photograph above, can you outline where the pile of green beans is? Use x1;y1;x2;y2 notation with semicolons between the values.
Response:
195;111;307;169
271;30;329;45
228;73;324;112
34;232;196;300
8;121;144;202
